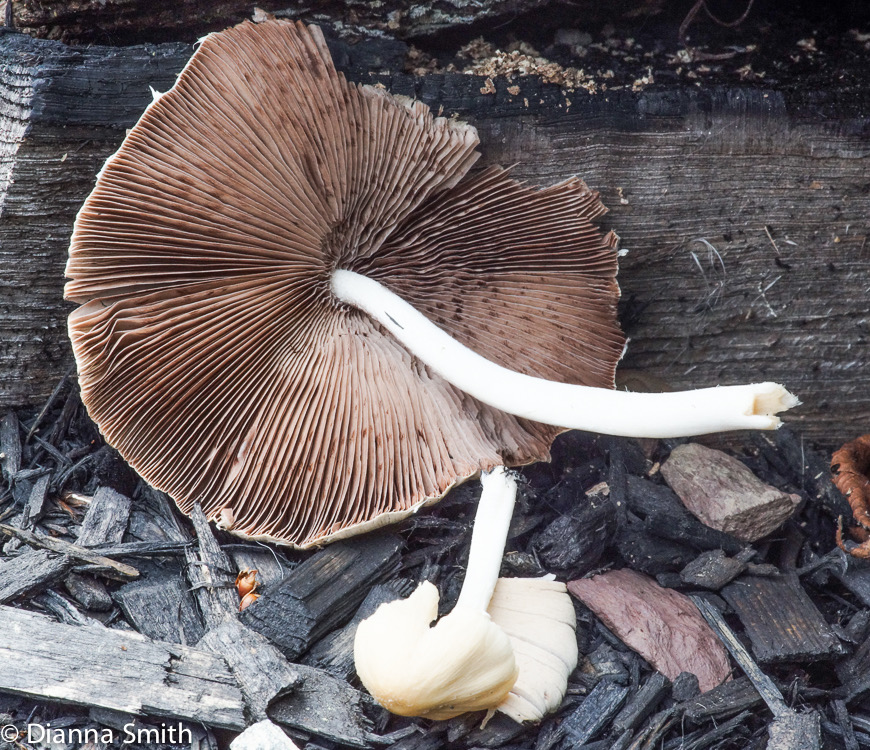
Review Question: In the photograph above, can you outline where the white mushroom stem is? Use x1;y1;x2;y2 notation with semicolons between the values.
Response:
331;270;799;438
455;466;517;612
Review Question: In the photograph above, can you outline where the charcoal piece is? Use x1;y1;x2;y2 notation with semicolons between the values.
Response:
625;477;743;555
835;629;870;702
603;438;628;528
654;572;683;589
23;473;51;526
0;410;21;483
754;429;852;520
531;491;616;576
661;443;801;542
31;589;102;627
0;524;138;580
0;604;245;729
614;524;696;575
671;672;700;702
88;445;139;498
76;486;132;546
45;385;80;448
832;556;870;609
601;436;649;478
0;548;70;603
198;618;299;722
610;672;670;736
548;431;605;483
844;610;870;645
548;679;628;749
461;712;526;748
583;642;628;685
32;434;72;468
501;550;546;577
113;560;204;644
88;540;189;558
720;575;843;663
267;664;373;749
682;677;763;721
680;550;747;590
185;504;238;627
680;710;752;750
382;732;447;750
768;711;821;750
239;533;402;659
832;699;860;750
303;579;415;679
65;571;114;611
24;373;72;444
542;460;608;515
125;484;190;543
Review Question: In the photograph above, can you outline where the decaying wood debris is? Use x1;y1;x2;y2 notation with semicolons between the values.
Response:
1;2;869;748
1;375;870;749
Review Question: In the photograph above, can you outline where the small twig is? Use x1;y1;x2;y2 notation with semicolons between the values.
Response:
0;523;139;579
690;595;791;718
764;225;782;258
680;0;757;45
25;369;73;443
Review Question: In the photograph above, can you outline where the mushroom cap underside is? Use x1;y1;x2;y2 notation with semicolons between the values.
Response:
65;18;625;547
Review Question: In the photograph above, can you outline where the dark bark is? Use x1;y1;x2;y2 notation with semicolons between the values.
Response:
2;0;553;44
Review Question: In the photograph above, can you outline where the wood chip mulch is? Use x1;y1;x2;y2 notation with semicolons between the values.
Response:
0;376;866;750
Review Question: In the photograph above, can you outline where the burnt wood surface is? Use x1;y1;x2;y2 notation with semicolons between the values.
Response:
1;0;552;44
0;604;247;729
720;574;844;663
238;532;403;658
1;29;869;447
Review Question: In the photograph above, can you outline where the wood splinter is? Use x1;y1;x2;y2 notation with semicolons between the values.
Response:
831;434;870;558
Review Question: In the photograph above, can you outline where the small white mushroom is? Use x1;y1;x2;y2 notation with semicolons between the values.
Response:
355;468;581;722
354;467;522;719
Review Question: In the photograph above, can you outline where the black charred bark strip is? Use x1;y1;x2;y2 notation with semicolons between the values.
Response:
0;523;138;579
198;618;299;723
610;672;671;737
0;547;70;603
185;503;238;627
302;578;415;680
239;533;402;659
76;486;132;546
113;560;205;645
719;576;843;663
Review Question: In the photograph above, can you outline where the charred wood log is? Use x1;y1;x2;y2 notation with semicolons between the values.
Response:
1;31;869;446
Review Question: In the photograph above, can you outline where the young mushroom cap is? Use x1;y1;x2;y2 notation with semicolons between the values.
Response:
355;468;581;723
64;19;626;547
354;581;519;719
487;577;578;723
355;467;525;719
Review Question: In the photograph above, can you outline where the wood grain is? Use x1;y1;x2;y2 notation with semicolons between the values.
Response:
0;604;246;728
1;32;867;447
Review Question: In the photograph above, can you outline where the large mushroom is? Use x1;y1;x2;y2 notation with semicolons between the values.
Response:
65;18;795;550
